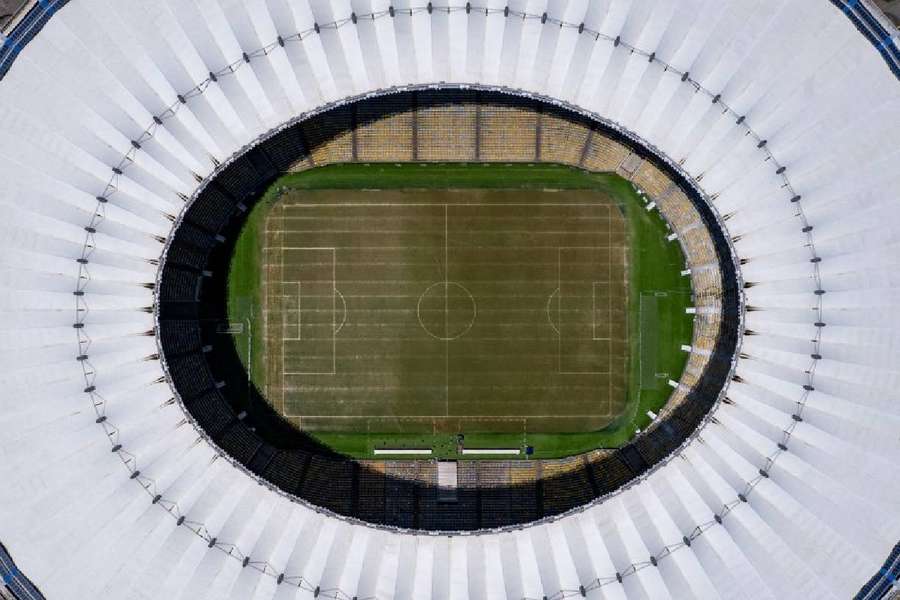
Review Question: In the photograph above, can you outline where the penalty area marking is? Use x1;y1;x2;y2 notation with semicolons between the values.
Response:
557;247;611;376
281;247;336;376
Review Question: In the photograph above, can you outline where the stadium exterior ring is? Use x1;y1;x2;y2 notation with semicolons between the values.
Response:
0;1;898;599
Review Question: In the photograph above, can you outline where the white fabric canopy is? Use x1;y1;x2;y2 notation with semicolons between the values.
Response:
0;1;898;598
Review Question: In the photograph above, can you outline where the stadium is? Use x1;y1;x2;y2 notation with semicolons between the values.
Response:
0;0;898;599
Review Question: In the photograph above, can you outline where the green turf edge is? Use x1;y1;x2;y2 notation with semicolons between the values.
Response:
226;163;694;459
226;183;281;402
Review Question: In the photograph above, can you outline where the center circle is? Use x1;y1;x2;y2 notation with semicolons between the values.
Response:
416;281;477;341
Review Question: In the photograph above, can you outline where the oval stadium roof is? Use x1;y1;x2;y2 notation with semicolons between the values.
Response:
0;1;898;599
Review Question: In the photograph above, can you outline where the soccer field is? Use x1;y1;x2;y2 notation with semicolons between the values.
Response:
264;189;628;434
227;163;693;458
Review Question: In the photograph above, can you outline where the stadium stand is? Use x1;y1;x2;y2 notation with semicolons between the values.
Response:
167;353;216;399
184;185;240;233
169;222;217;252
157;320;202;355
478;99;538;161
301;106;354;166
186;391;235;437
155;91;738;533
581;132;631;172
356;462;387;524
631;161;673;199
215;158;263;202
539;108;592;166
259;450;304;494
588;451;635;491
415;90;479;161
259;124;312;172
306;457;356;515
655;189;699;232
355;95;415;162
216;421;264;465
163;240;207;271
158;268;200;303
540;459;595;515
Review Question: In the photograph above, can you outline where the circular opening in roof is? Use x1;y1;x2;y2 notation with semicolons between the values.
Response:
156;88;741;532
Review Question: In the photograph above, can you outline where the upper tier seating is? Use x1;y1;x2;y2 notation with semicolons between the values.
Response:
356;95;415;162
479;101;538;161
416;91;478;161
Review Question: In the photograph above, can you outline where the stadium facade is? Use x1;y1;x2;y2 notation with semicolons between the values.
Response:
0;1;898;599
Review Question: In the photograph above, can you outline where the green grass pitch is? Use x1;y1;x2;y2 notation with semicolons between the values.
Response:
227;163;693;459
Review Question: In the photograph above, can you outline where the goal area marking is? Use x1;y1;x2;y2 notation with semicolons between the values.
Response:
557;247;612;376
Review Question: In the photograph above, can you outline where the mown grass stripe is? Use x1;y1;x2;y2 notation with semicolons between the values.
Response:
227;163;692;459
